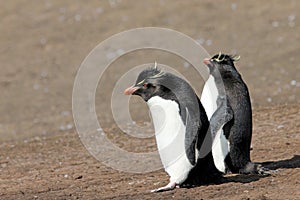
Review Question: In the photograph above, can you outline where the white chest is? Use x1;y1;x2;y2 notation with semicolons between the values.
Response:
147;96;193;184
200;75;219;119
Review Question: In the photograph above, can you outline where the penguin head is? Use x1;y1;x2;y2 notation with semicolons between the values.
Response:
210;53;239;66
204;53;240;76
124;67;172;102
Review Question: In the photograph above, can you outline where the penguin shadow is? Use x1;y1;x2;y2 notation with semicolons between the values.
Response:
220;172;267;184
259;155;300;170
181;155;300;188
220;155;300;184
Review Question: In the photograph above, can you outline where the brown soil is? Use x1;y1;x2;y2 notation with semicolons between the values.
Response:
0;0;299;199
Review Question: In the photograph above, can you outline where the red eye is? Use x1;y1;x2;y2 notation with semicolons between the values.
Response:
143;83;147;88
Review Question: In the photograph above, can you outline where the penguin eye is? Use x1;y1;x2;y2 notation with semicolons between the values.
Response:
143;83;148;88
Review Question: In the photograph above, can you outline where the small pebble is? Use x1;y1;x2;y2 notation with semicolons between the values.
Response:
231;3;237;11
277;124;284;129
196;38;204;45
40;71;48;78
59;125;66;131
74;14;81;22
33;84;40;90
106;52;116;60
116;49;125;56
290;80;297;86
40;37;47;45
183;62;190;68
96;7;103;14
288;14;296;22
61;111;70;116
272;21;279;27
205;39;212;46
66;123;73;130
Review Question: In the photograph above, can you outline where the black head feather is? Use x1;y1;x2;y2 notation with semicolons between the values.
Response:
210;53;240;66
206;53;242;81
129;65;170;102
135;67;163;87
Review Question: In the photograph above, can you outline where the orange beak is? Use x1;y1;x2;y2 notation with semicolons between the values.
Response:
203;58;211;65
124;85;140;95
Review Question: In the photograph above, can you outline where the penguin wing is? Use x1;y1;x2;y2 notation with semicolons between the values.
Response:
184;107;199;166
209;96;234;139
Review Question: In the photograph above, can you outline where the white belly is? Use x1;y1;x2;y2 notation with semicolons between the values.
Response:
200;75;218;119
201;75;229;173
147;96;193;184
212;127;230;173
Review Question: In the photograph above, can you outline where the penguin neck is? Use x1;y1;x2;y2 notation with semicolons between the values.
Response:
214;65;243;86
147;92;181;115
147;95;181;123
149;88;178;105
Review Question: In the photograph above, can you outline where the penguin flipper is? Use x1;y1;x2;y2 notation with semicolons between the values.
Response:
184;107;199;166
208;97;234;173
209;96;233;139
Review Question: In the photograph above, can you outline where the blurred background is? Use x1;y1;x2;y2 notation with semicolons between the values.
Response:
1;0;299;142
1;1;299;199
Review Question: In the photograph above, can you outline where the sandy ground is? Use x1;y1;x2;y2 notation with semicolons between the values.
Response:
0;0;299;199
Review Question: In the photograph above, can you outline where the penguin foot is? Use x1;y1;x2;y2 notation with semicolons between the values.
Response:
238;162;256;174
257;165;278;175
239;163;275;175
150;182;177;193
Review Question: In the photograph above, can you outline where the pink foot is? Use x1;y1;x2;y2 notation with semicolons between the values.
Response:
150;182;177;193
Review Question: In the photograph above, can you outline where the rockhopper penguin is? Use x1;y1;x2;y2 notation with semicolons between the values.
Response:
124;64;221;192
201;53;265;174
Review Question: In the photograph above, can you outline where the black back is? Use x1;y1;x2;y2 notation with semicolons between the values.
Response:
207;54;253;172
